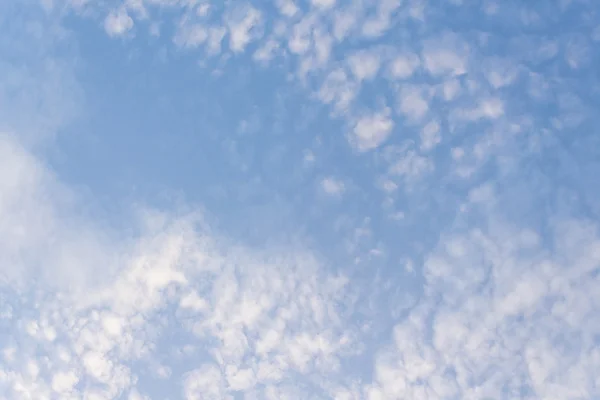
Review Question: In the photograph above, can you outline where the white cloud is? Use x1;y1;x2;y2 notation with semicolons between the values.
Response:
196;3;211;17
5;2;600;399
104;7;134;37
288;16;315;55
128;388;150;400
276;0;299;17
303;149;316;165
565;34;590;69
298;27;334;77
318;68;359;114
184;365;228;400
378;178;398;194
226;366;256;391
361;0;401;38
348;50;382;81
125;0;148;19
421;35;468;76
283;13;336;78
0;133;359;399
389;53;420;79
51;370;79;393
388;147;433;181
482;57;519;88
254;38;280;63
0;133;79;286
439;78;461;101
454;97;504;121
332;6;361;41
207;26;227;55
365;185;600;399
397;85;430;121
420;120;441;151
227;6;262;53
311;0;336;10
351;108;394;151
321;177;346;196
174;23;208;48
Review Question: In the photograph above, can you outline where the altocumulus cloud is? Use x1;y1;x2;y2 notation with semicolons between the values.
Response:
1;0;600;399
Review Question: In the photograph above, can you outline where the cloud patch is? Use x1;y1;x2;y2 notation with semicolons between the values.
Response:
104;7;134;37
321;177;346;196
351;108;394;152
0;134;359;399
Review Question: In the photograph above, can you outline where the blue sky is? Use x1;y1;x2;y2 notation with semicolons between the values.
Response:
1;0;600;399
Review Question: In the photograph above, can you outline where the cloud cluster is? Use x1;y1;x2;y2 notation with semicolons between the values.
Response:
2;0;600;399
104;8;134;38
3;131;599;399
366;188;600;399
64;0;598;219
0;132;359;398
